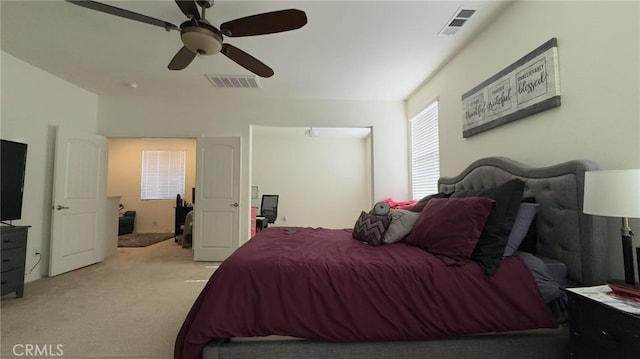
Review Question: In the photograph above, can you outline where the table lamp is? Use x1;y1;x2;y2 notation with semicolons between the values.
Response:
583;169;640;291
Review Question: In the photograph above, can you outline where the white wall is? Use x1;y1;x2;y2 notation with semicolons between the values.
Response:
252;134;372;229
107;138;197;233
407;1;640;279
98;96;409;243
1;51;99;282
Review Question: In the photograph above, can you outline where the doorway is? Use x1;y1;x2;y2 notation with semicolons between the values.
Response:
106;138;197;244
251;126;373;229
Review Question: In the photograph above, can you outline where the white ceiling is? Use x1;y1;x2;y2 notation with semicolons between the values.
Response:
0;0;510;101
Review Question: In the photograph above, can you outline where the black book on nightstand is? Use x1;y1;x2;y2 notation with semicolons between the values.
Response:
607;279;640;299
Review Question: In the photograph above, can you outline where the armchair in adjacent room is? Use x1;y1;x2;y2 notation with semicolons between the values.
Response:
118;211;136;235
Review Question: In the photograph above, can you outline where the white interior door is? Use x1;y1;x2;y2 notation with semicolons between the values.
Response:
193;137;241;261
49;129;107;276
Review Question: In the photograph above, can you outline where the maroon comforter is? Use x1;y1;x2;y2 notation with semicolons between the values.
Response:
175;227;556;359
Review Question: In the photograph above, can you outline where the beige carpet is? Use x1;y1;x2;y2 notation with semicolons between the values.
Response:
1;239;219;359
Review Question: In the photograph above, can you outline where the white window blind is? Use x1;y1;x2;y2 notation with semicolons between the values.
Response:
141;150;186;200
410;101;439;200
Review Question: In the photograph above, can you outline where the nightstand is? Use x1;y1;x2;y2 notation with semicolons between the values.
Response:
567;289;640;358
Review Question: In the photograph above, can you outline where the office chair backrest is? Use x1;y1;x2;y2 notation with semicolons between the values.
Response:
260;195;279;223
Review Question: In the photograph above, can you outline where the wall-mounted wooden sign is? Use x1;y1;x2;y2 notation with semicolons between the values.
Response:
462;38;561;138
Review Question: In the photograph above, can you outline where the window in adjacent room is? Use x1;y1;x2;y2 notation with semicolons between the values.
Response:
410;100;439;200
141;150;186;200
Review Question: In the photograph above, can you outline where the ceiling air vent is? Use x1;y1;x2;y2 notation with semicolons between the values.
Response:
205;74;261;89
438;7;478;36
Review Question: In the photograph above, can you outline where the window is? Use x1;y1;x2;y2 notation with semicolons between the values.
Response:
141;150;186;200
410;100;439;200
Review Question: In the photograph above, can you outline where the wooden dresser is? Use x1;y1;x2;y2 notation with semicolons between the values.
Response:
1;225;29;298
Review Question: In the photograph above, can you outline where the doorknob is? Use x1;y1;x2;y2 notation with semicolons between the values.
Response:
55;205;70;210
229;202;239;207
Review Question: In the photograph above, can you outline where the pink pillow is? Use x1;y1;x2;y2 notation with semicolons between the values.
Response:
404;197;495;264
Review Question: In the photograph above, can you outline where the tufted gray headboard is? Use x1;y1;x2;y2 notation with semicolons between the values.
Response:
438;157;609;286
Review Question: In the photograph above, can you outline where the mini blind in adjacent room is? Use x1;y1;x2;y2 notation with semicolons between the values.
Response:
410;100;439;200
141;150;186;200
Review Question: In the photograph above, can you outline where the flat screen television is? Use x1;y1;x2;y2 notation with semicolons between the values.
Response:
1;139;28;221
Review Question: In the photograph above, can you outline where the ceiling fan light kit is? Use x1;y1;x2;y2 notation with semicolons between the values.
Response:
65;0;307;77
181;25;222;55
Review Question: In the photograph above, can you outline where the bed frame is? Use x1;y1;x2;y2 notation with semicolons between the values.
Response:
201;157;611;359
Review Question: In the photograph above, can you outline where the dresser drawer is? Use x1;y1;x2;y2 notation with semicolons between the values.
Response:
1;228;27;250
1;226;29;298
1;246;27;272
1;268;24;295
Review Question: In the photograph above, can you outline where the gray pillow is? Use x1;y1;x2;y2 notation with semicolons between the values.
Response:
503;202;539;257
383;209;420;244
353;211;390;246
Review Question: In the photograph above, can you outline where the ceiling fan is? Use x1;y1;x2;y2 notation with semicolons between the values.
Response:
66;0;308;77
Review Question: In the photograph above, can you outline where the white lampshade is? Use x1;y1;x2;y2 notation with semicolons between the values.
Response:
583;169;640;218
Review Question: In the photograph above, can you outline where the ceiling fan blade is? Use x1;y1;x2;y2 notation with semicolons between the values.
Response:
175;0;201;21
220;9;307;37
66;1;179;31
168;46;197;70
222;44;274;78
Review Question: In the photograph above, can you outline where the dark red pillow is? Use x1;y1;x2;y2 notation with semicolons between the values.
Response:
450;178;526;275
404;197;495;264
406;192;452;212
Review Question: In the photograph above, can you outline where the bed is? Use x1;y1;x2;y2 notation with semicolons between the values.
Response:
175;157;611;359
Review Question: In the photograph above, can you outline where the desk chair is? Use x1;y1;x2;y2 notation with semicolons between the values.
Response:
260;195;279;223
